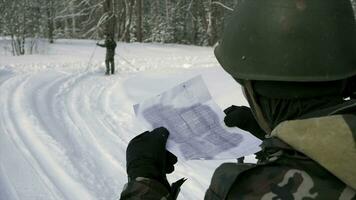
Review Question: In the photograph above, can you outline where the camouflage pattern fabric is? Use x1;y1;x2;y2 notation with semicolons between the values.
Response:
225;163;356;200
120;177;185;200
204;163;256;200
205;142;356;199
205;114;356;200
120;177;172;200
272;114;356;190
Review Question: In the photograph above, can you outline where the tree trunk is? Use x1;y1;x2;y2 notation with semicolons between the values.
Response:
208;0;219;46
64;18;70;38
198;0;208;35
20;1;26;55
11;35;16;56
19;36;25;55
103;0;117;37
46;0;54;43
165;0;170;24
118;0;127;41
72;14;76;37
70;1;76;37
136;0;143;42
124;0;134;42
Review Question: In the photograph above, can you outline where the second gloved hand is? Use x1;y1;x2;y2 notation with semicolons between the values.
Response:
224;105;265;140
126;127;177;190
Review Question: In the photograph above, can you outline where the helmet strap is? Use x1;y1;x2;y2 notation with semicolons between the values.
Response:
244;81;272;136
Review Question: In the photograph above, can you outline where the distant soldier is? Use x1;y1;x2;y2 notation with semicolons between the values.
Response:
97;35;117;75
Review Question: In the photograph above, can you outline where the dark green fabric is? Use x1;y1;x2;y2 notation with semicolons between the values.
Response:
299;100;356;119
253;80;347;99
120;178;185;200
256;95;345;129
248;79;348;129
204;163;256;200
105;60;115;75
120;178;172;200
104;38;116;60
344;75;356;98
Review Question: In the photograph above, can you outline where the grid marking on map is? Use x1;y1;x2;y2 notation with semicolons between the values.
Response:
136;76;261;160
142;104;243;159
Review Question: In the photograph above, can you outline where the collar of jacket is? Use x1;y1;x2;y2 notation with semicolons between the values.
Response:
271;113;356;190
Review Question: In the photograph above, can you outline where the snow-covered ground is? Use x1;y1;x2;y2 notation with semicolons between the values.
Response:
0;39;251;200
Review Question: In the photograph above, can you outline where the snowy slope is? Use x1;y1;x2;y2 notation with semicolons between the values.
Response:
0;39;251;200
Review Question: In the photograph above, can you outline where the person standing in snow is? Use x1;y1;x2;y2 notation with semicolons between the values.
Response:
120;0;356;199
97;34;117;75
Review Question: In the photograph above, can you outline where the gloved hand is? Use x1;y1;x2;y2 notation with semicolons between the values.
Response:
126;127;177;190
224;105;265;140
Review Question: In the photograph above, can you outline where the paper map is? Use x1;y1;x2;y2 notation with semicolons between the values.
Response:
134;76;261;160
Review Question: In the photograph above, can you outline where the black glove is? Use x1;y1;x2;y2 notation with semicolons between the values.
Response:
224;105;265;140
126;127;177;190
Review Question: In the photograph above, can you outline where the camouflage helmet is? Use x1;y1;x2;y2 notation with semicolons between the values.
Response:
215;0;356;82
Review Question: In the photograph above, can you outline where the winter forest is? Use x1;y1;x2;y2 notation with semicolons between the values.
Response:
0;0;246;56
1;1;356;200
2;0;356;56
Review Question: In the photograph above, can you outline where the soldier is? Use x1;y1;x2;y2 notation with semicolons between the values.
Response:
120;0;356;199
97;35;117;75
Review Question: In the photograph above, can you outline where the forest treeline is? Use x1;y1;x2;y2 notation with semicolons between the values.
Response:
0;0;241;55
1;0;355;55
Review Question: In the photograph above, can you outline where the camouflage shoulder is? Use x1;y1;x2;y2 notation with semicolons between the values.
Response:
226;157;356;199
120;177;172;200
272;114;356;190
205;162;256;200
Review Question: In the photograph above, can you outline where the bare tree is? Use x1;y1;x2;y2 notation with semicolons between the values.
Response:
115;0;125;40
46;0;55;43
136;0;143;42
103;0;116;37
122;0;134;42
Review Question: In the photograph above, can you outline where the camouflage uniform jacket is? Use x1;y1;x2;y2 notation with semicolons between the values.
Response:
205;101;356;200
205;138;356;200
121;102;356;200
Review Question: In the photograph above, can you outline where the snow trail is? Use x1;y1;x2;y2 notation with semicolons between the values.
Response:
0;40;251;200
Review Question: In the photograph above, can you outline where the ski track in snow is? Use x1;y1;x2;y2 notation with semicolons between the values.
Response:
0;69;136;199
0;41;250;200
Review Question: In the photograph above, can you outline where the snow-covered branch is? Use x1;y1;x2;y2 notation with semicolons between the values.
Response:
211;1;234;11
